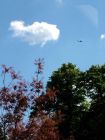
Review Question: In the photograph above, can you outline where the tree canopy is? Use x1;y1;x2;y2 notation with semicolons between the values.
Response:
0;60;105;139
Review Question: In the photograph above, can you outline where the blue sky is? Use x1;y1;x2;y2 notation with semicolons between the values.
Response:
0;0;105;84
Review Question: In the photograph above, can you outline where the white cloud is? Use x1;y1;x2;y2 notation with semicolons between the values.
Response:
10;21;60;46
78;4;98;27
100;34;105;40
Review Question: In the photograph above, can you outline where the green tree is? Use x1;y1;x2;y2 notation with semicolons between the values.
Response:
76;64;105;140
47;63;88;139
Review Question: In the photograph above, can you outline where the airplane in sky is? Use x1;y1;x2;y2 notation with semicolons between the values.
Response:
77;40;83;43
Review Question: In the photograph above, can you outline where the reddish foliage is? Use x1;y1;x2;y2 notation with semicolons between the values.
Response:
34;58;44;74
36;118;60;140
0;59;61;140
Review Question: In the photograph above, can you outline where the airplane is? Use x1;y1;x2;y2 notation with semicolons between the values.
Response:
77;40;83;43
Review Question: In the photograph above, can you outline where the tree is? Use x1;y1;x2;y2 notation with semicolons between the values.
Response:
34;63;86;139
1;59;105;140
0;65;28;140
0;59;45;140
30;58;44;117
76;64;105;140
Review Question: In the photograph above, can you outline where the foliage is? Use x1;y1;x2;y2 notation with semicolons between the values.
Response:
0;59;45;140
76;64;105;140
0;60;105;140
46;63;88;139
36;118;59;140
0;65;28;140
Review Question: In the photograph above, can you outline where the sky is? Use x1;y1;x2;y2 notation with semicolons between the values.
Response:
0;0;105;84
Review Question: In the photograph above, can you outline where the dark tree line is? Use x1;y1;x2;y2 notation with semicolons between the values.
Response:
0;60;105;139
